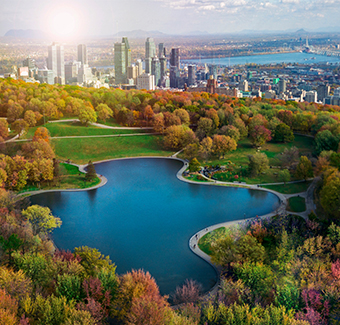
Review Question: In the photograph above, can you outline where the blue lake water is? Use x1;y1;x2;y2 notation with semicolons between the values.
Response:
30;158;280;295
182;52;340;66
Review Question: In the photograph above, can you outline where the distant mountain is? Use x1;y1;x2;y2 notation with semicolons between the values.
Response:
114;29;166;38
4;29;47;39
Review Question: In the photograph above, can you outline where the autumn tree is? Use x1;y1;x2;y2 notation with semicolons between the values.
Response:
0;119;9;139
174;109;190;125
212;135;237;159
95;103;113;122
11;119;28;136
172;279;202;305
196;118;213;140
279;147;299;168
295;156;313;181
33;127;50;143
199;136;213;162
189;158;201;173
22;139;55;160
152;113;165;133
23;110;37;127
164;125;196;150
22;205;62;236
249;125;271;148
278;169;291;185
219;125;240;142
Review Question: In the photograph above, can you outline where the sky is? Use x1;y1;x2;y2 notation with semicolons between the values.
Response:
1;0;340;39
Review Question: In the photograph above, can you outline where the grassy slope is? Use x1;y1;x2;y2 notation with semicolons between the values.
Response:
198;227;226;255
51;135;174;164
24;122;149;138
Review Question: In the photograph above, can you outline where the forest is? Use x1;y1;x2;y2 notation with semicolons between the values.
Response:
0;78;339;324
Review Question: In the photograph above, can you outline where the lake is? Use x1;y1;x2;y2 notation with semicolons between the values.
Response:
183;52;340;66
30;158;280;295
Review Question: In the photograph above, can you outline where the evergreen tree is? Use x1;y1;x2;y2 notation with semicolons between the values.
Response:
86;161;97;181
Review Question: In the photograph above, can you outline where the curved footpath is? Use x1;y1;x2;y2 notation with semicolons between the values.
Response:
18;157;318;298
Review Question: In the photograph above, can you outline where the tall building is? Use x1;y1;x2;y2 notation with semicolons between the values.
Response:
145;38;156;73
158;43;165;58
170;48;180;69
77;44;88;66
305;90;317;103
23;56;35;69
209;65;217;79
188;65;196;86
278;78;286;94
170;48;180;88
151;57;160;87
317;84;330;102
160;57;167;78
65;61;80;84
47;42;65;84
136;59;143;76
114;37;131;84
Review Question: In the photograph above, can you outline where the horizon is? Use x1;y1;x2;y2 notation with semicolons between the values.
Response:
1;0;340;42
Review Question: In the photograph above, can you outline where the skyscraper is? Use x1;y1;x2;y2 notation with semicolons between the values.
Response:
114;37;131;84
151;57;160;87
47;42;65;84
188;65;196;86
170;48;180;88
77;44;88;66
170;48;180;69
145;38;156;73
158;43;165;58
278;79;286;94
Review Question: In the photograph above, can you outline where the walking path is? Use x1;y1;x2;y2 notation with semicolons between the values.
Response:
48;119;153;130
9;132;158;143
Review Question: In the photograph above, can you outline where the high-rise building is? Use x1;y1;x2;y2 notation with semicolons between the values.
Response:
158;43;165;58
209;65;217;79
127;65;138;83
188;65;196;86
145;38;156;73
47;42;65;84
77;44;88;66
170;48;180;69
114;37;131;84
65;61;80;83
23;56;35;69
278;79;286;94
317;84;330;102
136;59;143;76
305;90;317;103
151;57;160;87
160;57;167;78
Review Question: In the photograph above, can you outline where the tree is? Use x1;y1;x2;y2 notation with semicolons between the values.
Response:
279;147;299;168
172;279;202;305
95;103;113;122
315;130;339;155
0;234;23;264
295;156;313;181
248;152;269;177
219;125;240;142
86;161;97;181
189;158;201;173
199;136;213;162
11;119;28;136
174;109;190;125
22;205;62;236
273;123;294;143
33;127;50;143
164;125;196;150
278;169;291;185
152;113;165;133
212;135;237;159
79;105;97;126
249;125;271;148
0;119;9;139
24;110;37;127
196;117;213;140
22;139;55;160
320;172;340;219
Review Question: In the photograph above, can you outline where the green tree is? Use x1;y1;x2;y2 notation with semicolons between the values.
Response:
95;103;113;122
22;205;62;236
85;161;97;181
273;123;294;143
315;130;339;155
0;234;23;264
56;274;83;302
295;156;313;181
278;169;291;185
189;158;201;173
248;152;269;177
79;105;97;126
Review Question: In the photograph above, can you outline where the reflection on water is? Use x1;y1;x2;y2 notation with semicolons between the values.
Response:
30;158;279;295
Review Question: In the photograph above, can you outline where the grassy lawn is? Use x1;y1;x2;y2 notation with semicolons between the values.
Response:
263;181;313;194
287;196;306;212
18;163;101;193
198;227;226;255
51;135;174;164
24;122;150;139
184;174;212;182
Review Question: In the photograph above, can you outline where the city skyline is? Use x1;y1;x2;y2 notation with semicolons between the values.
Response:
1;0;340;40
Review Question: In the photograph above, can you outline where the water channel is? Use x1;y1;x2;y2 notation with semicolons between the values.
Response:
30;158;280;295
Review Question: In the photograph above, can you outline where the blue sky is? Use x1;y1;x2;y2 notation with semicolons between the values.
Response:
1;0;340;37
